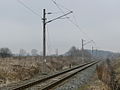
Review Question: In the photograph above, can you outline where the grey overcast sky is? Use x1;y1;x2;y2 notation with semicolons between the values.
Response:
0;0;120;54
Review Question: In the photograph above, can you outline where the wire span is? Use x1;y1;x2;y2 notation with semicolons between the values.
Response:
50;0;88;36
17;0;41;17
50;0;97;45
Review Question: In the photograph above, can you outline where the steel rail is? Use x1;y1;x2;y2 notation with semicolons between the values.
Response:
1;61;99;90
41;61;98;90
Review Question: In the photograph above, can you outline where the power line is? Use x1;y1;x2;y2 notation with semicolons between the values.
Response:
51;0;71;12
72;14;88;36
51;0;97;45
50;0;89;38
17;0;41;17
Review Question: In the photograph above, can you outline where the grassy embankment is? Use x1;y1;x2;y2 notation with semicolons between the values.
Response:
0;56;83;87
79;59;120;90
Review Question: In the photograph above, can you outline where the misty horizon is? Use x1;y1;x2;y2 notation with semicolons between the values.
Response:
0;0;120;54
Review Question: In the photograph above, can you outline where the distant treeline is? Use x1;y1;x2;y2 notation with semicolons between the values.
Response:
0;48;40;58
0;48;12;58
64;46;120;59
64;46;92;58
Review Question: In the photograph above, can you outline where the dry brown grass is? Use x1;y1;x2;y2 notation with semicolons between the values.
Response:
0;56;82;87
96;59;119;90
79;72;108;90
79;59;120;90
0;57;41;86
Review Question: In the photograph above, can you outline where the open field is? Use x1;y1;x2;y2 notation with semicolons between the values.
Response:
0;56;84;87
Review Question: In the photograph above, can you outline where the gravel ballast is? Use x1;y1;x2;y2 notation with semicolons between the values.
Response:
55;64;96;90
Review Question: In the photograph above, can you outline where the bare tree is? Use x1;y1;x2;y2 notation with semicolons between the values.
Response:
65;46;91;57
0;48;12;58
19;49;27;56
31;49;38;56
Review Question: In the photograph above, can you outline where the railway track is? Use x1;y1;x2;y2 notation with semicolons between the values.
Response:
1;61;99;90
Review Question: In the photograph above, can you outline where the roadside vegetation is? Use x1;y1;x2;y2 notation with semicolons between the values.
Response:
0;56;83;87
0;47;92;87
79;58;120;90
0;46;119;89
